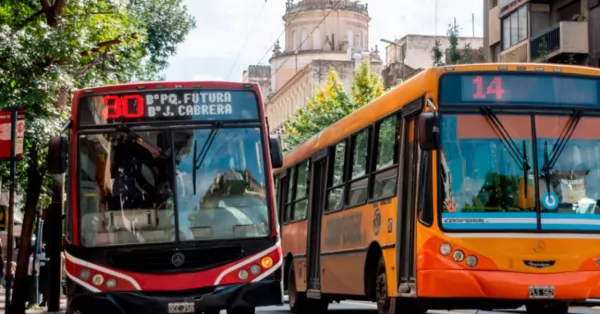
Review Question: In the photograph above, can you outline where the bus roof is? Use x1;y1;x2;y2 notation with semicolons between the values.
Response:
277;62;600;172
76;81;261;95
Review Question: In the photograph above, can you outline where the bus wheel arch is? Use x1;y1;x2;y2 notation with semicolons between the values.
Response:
283;253;293;292
364;241;383;301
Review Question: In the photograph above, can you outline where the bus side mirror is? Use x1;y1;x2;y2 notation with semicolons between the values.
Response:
48;136;68;174
269;135;284;169
417;112;438;151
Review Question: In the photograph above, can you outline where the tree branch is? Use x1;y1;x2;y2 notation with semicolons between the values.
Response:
16;10;44;30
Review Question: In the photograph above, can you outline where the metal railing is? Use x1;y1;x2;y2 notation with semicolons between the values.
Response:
285;1;368;15
530;24;560;60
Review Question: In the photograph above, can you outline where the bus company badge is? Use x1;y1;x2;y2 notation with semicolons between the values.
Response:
171;252;185;267
373;208;381;236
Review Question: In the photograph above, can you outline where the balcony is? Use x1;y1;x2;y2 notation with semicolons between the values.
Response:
530;21;589;61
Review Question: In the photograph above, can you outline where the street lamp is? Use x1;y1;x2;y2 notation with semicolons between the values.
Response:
380;38;406;80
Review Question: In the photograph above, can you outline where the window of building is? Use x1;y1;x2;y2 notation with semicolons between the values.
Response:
348;30;354;48
313;28;321;50
502;5;528;50
292;31;298;50
500;0;512;8
301;28;308;50
490;0;498;8
558;1;581;21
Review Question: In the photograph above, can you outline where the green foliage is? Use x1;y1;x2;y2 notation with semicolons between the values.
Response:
535;38;550;62
477;47;486;63
0;0;195;209
446;23;461;65
461;43;473;64
283;61;384;152
431;39;444;67
351;60;384;107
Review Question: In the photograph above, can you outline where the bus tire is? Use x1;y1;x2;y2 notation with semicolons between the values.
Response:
375;256;425;314
525;302;569;314
287;263;328;314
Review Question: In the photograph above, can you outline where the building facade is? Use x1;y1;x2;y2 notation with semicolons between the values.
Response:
244;0;382;135
381;34;484;89
483;0;600;66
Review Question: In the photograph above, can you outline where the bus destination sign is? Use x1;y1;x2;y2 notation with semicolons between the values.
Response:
439;73;600;107
78;90;260;126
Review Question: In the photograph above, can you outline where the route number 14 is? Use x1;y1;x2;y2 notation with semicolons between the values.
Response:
471;76;505;100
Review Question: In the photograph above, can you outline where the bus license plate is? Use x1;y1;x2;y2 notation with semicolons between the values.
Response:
528;286;554;299
168;302;195;313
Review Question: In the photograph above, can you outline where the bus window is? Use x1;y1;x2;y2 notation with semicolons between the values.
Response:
326;141;346;212
78;131;175;246
372;115;399;200
291;161;309;221
285;167;296;222
347;129;370;207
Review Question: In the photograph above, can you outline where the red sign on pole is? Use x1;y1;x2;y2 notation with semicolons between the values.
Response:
0;108;25;160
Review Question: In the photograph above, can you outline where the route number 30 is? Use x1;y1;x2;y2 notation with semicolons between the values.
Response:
101;95;145;119
471;76;505;100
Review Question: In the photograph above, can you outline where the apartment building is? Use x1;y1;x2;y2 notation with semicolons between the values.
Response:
483;0;600;67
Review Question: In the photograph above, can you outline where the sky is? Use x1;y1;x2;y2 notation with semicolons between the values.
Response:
163;0;484;82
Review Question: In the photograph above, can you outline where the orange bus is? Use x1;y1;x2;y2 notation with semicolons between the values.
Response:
274;63;600;314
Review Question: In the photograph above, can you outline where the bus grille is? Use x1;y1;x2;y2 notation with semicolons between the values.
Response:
108;245;243;274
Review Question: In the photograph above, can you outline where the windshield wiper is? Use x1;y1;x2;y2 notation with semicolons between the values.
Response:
192;122;223;195
540;110;582;176
540;110;582;195
479;106;531;198
117;125;164;157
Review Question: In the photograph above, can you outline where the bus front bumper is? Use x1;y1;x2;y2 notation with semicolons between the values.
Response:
68;280;283;314
418;269;600;300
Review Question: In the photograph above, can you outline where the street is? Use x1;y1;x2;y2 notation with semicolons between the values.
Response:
252;301;600;313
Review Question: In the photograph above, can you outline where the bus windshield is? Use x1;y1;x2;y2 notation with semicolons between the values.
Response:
440;114;600;231
78;127;269;246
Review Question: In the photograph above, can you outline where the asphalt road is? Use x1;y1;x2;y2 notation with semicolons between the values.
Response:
254;301;600;313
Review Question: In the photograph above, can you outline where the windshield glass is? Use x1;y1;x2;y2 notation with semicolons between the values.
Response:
78;131;176;246
439;114;537;230
536;116;600;230
174;127;269;241
77;128;269;246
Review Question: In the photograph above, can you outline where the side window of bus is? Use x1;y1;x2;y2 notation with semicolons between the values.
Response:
290;161;309;221
284;168;295;222
347;128;370;207
326;141;347;212
372;114;400;200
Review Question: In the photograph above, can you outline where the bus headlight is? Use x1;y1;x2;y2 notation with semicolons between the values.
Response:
250;264;261;275
238;269;249;280
439;243;452;256
106;278;117;289
78;268;91;280
452;250;465;262
466;255;478;267
92;274;104;286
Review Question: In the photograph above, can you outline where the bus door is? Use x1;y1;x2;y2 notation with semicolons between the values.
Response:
396;99;422;296
306;149;328;298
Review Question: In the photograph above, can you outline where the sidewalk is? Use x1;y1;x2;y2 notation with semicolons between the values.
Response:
0;288;67;314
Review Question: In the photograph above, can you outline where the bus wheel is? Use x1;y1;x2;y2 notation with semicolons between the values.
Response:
526;302;569;314
375;256;425;314
287;263;328;313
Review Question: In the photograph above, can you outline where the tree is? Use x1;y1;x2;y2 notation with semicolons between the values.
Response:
0;1;195;312
283;61;384;152
446;22;461;65
431;39;444;67
535;38;550;62
461;43;473;64
351;59;384;107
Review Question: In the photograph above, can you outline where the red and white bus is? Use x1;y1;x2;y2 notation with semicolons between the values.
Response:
48;81;284;314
